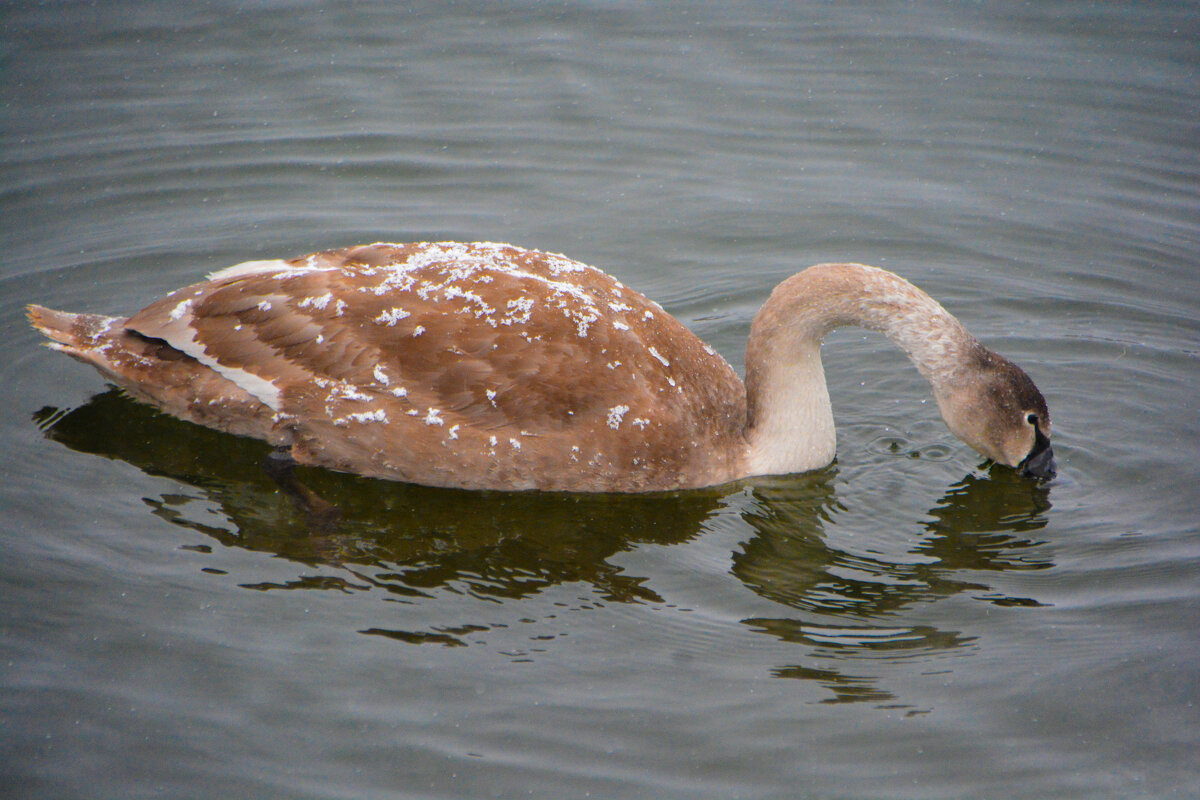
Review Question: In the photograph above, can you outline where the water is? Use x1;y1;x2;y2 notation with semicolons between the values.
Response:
3;2;1198;798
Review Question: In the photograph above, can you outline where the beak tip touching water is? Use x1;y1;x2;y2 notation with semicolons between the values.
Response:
1020;445;1057;481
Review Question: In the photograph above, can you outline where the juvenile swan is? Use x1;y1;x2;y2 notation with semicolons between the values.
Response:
28;242;1055;491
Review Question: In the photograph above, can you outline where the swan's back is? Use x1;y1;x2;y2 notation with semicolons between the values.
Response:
35;242;747;491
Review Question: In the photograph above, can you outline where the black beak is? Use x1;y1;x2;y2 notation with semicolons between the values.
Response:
1019;427;1056;480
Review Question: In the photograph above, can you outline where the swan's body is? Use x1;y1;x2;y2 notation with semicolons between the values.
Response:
28;241;1055;491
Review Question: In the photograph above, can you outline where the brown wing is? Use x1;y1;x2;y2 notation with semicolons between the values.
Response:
126;242;747;490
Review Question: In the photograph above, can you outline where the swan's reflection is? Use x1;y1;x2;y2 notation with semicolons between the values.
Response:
732;470;1052;703
35;389;721;605
35;389;1053;703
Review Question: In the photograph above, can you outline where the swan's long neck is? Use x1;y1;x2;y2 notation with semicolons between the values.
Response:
742;263;978;476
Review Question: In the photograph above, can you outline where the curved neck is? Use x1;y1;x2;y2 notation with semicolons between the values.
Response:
742;263;977;476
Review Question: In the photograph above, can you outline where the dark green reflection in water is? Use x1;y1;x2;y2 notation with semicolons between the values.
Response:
35;388;1053;703
35;390;720;606
735;470;1052;703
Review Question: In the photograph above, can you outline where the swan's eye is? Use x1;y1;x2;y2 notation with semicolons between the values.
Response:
1025;412;1039;426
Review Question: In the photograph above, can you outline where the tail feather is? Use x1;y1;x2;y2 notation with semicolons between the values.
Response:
27;304;279;442
27;304;123;353
27;305;141;391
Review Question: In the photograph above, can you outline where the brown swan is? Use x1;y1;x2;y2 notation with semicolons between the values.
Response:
28;241;1055;491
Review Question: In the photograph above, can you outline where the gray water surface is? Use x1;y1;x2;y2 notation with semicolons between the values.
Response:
3;2;1198;798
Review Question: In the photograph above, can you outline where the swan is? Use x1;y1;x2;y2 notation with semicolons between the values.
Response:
27;241;1055;491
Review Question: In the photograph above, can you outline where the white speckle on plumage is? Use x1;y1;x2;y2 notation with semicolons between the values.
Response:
424;408;444;426
503;296;535;325
413;325;425;337
298;293;333;310
648;347;670;367
391;386;408;398
448;424;460;440
607;405;630;429
373;365;390;385
613;320;630;331
169;299;192;321
570;308;599;338
509;437;521;450
375;307;410;326
334;384;372;402
347;409;388;424
445;285;496;322
257;300;272;312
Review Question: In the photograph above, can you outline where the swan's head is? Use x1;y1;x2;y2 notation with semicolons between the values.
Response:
935;347;1056;480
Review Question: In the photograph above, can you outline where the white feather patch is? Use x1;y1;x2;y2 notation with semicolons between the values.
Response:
201;359;283;410
152;306;284;411
206;259;295;282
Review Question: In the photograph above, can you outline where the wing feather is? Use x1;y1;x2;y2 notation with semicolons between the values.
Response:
120;242;746;489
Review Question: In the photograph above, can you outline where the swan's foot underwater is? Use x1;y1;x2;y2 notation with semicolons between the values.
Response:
263;447;343;531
